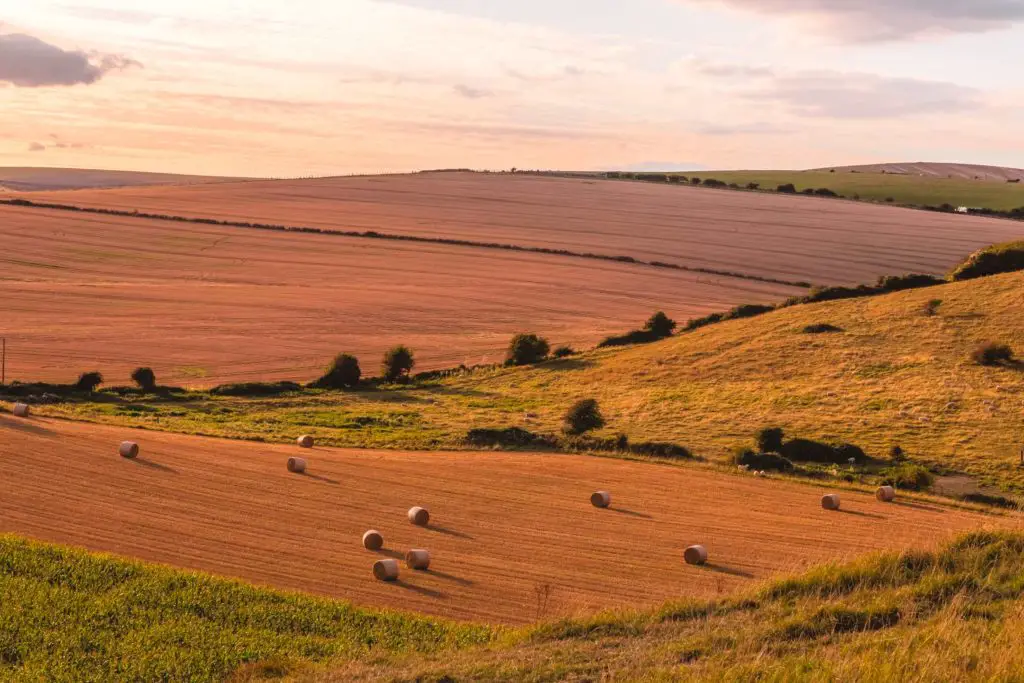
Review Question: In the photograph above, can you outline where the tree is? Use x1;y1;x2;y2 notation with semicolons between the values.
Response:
382;345;415;383
777;183;797;194
76;371;103;392
756;427;785;454
131;367;157;391
318;353;362;389
507;334;550;366
644;311;677;339
564;399;605;435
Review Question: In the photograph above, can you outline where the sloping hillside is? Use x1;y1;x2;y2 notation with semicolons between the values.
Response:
0;167;243;191
820;162;1024;182
30;270;1024;491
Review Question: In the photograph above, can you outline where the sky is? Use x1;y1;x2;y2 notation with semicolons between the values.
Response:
1;0;1023;177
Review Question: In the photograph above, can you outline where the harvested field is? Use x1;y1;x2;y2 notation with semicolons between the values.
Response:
20;171;1024;284
0;205;792;385
0;416;1005;624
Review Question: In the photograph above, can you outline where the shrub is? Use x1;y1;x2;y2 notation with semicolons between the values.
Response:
382;345;415;383
890;445;906;463
690;177;702;185
733;448;794;473
466;427;547;447
552;346;577;358
684;312;724;332
598;330;659;348
131;367;156;391
507;334;550;366
317;353;362;389
756;428;785;454
972;342;1014;367
885;197;895;203
76;371;103;392
564;399;604;435
949;240;1024;281
212;381;302;397
780;438;842;464
631;441;693;459
924;299;943;316
877;274;943;292
833;443;867;464
881;464;934;491
746;182;760;190
702;178;728;188
813;188;838;197
962;492;1018;509
644;311;677;338
801;188;815;195
802;323;843;334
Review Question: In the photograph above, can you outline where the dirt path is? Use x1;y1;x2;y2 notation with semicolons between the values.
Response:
0;415;1008;624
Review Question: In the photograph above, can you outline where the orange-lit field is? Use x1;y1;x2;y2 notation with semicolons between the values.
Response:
0;415;1004;624
0;205;793;385
22;171;1022;284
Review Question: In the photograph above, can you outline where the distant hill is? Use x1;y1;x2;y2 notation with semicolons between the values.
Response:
814;162;1024;182
0;167;247;192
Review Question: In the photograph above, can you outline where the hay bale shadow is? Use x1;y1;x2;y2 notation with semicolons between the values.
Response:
427;569;474;587
610;508;654;520
130;458;178;474
428;525;474;540
300;472;340;485
838;509;886;520
702;563;754;579
1;416;56;437
395;581;445;599
375;549;404;560
892;500;946;513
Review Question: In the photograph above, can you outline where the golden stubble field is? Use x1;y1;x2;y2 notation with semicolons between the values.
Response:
0;415;1006;624
0;204;795;385
21;171;1023;284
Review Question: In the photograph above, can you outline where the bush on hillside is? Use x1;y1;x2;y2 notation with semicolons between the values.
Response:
131;367;157;392
382;345;415;383
923;299;943;316
833;443;867;464
211;381;302;397
962;492;1018;509
552;345;577;358
972;342;1014;367
690;177;702;185
881;464;935;491
756;427;785;454
814;188;838;197
746;182;760;190
76;372;103;392
733;448;794;473
630;441;693;459
644;311;677;338
876;274;943;292
317;353;362;389
949;241;1024;281
776;183;796;193
802;323;844;334
703;178;728;188
507;334;550;366
466;427;549;447
563;399;605;435
780;438;844;464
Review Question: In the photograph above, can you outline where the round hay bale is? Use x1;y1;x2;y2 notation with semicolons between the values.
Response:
591;491;611;508
408;506;430;526
287;457;307;474
406;549;431;570
297;435;314;449
373;559;399;582
684;545;708;566
12;403;30;418
362;530;384;551
821;494;841;511
118;441;139;459
876;486;897;503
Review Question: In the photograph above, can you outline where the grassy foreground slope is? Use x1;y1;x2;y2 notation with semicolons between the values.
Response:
0;535;492;682
687;169;1024;211
8;531;1024;681
36;270;1024;490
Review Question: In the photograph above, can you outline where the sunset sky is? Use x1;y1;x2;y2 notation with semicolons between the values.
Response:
2;0;1023;177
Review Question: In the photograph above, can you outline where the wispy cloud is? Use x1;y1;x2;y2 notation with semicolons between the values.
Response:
0;32;140;87
682;0;1024;41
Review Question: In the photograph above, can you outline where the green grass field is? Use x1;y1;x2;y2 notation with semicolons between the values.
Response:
7;530;1024;681
675;170;1024;211
0;535;494;682
26;270;1024;493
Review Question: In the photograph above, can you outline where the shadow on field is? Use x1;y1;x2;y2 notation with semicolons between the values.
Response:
376;549;404;560
396;581;446;599
703;563;755;579
131;458;178;474
428;525;474;540
0;416;56;437
300;472;340;485
892;500;946;514
357;391;428;404
610;507;654;520
838;509;886;520
427;569;474;587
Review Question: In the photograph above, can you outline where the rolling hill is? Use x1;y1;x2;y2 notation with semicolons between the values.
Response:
0;167;244;192
817;162;1024;182
12;171;1021;285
